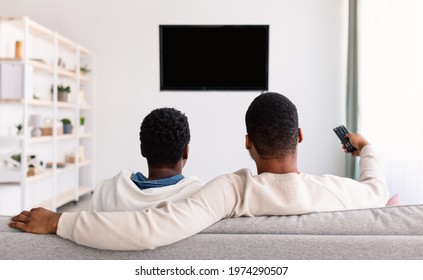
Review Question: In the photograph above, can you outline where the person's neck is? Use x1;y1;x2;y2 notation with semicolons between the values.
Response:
255;155;299;175
147;166;182;180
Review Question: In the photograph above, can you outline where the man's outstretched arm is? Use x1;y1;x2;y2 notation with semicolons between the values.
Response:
10;172;244;250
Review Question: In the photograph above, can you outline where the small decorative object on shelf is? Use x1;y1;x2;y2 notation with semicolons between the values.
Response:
46;162;66;168
27;166;37;176
15;41;23;60
79;90;87;106
28;114;43;137
80;65;90;74
79;145;85;162
40;118;63;136
15;123;23;135
55;120;64;135
65;150;76;164
51;84;71;102
40;117;52;136
57;57;66;69
32;87;40;100
61;118;73;134
10;154;21;167
27;155;43;176
79;116;85;134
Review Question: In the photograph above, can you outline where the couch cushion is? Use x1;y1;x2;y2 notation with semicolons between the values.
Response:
202;204;423;235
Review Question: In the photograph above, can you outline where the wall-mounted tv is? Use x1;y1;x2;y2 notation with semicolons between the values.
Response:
160;25;269;91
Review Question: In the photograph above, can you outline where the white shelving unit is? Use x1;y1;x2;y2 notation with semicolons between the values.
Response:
0;16;96;215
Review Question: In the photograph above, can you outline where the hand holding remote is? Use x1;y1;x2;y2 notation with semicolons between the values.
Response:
334;125;370;156
344;133;370;156
333;125;357;153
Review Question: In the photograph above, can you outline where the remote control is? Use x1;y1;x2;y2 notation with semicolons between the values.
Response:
333;125;357;153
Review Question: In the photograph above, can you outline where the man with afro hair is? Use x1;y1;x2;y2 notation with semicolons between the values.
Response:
88;108;204;211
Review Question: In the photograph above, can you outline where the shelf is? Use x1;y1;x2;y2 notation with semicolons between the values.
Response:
0;98;53;107
57;101;76;109
56;164;76;175
80;74;92;83
0;58;22;63
28;99;53;107
80;104;92;110
26;170;52;183
57;68;77;79
1;59;54;75
29;59;53;73
28;135;53;144
0;168;21;184
79;133;92;139
0;17;95;214
27;134;80;143
79;160;91;168
0;98;21;104
56;69;93;82
57;134;77;141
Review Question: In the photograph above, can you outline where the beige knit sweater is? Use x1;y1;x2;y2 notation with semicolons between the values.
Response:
58;145;389;250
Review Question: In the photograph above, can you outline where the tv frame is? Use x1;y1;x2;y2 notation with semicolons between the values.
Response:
159;25;269;91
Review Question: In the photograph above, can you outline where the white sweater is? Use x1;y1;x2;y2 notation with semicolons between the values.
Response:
58;145;389;250
87;170;205;212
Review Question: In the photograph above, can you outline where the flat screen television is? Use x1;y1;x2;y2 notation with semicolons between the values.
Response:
160;25;269;91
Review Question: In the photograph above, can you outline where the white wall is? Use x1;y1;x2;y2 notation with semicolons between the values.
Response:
0;0;348;183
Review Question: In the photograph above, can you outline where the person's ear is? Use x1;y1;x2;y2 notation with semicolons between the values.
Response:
140;144;146;158
298;128;303;143
245;134;252;150
183;144;189;160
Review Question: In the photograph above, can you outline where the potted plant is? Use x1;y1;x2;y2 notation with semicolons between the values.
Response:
15;123;23;135
79;116;85;134
11;153;21;166
80;65;90;75
51;84;71;102
61;118;73;134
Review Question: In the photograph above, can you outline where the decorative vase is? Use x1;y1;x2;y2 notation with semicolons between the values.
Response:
79;125;85;135
15;41;23;60
63;124;73;134
58;92;68;102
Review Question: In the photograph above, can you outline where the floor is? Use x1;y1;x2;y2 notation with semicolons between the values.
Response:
57;193;92;212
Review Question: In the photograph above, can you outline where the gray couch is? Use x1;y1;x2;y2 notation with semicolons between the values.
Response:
1;204;423;259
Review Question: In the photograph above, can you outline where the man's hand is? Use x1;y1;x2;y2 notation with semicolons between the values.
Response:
9;207;62;234
344;133;370;156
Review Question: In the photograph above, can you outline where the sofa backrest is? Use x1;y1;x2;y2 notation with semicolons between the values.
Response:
202;204;423;235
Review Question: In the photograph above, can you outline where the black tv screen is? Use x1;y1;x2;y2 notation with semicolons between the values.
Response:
160;25;269;91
